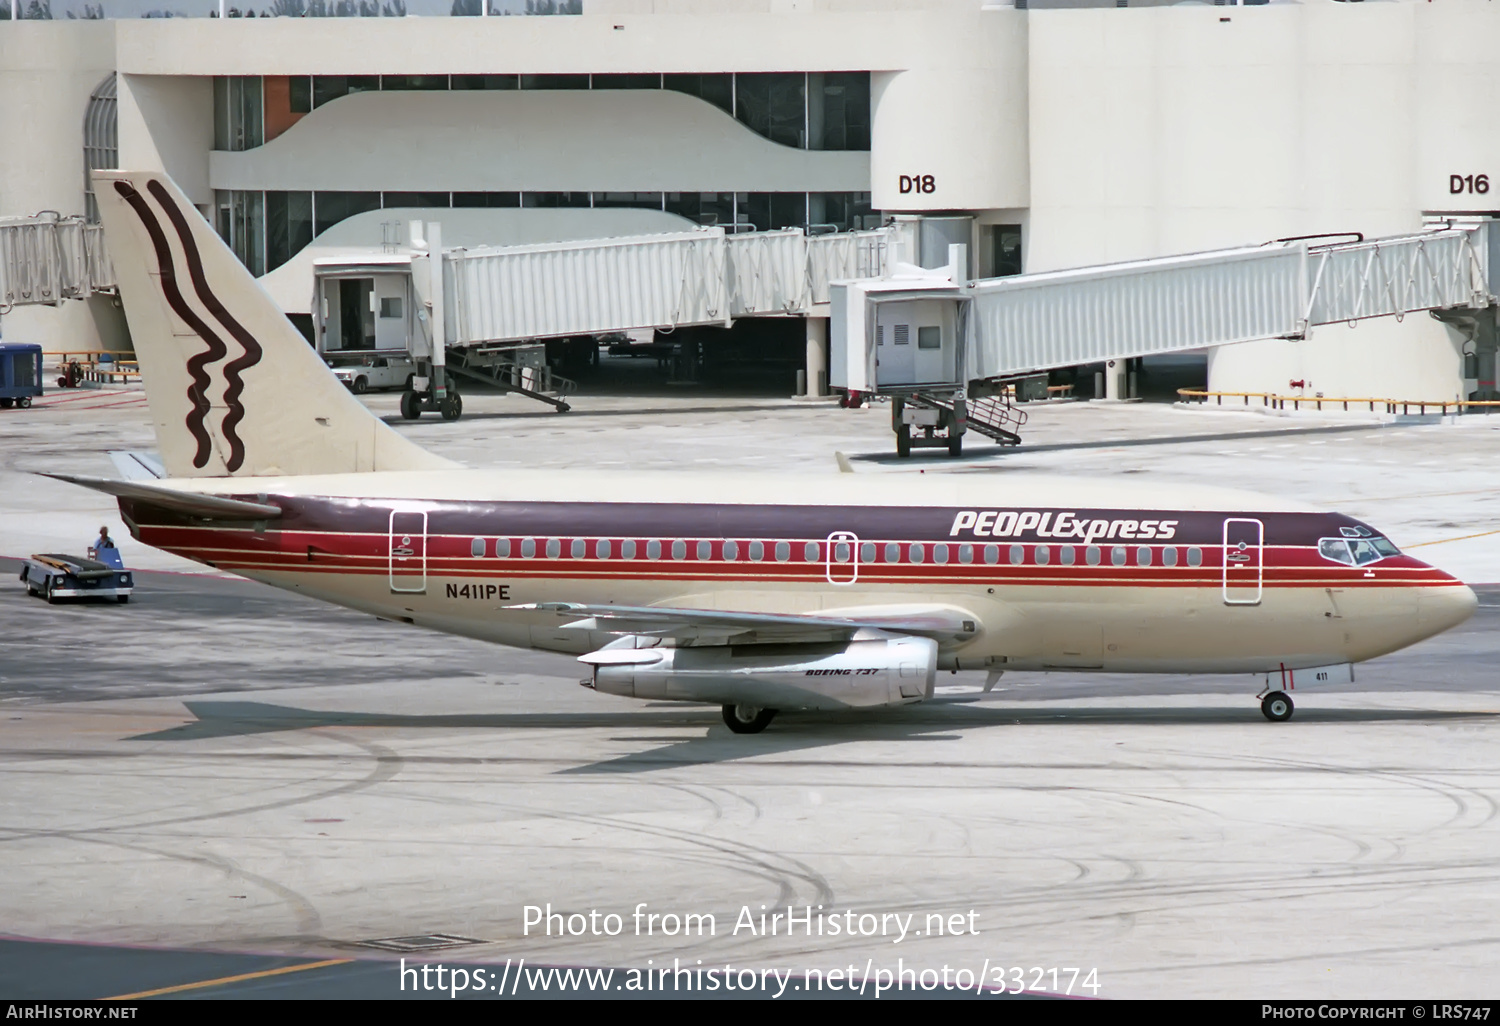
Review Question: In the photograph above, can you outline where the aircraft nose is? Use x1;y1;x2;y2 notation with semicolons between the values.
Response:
1415;576;1479;636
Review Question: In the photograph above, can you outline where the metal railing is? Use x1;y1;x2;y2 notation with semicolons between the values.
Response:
0;213;115;311
1177;389;1500;415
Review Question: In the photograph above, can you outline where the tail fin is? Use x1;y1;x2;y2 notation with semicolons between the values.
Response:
94;171;453;478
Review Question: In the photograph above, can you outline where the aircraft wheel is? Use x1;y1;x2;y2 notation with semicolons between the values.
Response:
1261;691;1294;722
399;389;422;421
896;424;911;458
441;392;463;422
722;704;777;735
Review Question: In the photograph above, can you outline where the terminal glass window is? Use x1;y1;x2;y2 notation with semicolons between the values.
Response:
593;192;665;211
214;77;263;152
593;74;662;90
384;192;451;209
521;74;590;90
452;75;519;90
523;193;592;209
315;192;381;236
665;193;736;228
312;76;380;110
737;193;807;233
453;192;521;208
807;72;870;151
381;76;451;91
663;73;733;117
990;225;1023;278
809;192;876;233
265;191;313;274
735;73;806;149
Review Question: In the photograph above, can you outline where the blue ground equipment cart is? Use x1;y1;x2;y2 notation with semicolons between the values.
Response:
0;342;44;409
20;550;134;604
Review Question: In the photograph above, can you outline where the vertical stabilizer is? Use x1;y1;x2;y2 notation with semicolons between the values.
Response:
94;171;454;478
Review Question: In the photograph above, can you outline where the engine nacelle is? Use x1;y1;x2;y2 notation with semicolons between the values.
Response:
580;633;938;711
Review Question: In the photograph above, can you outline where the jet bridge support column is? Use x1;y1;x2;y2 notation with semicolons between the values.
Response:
805;316;829;397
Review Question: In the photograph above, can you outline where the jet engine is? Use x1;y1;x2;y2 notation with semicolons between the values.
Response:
579;633;938;711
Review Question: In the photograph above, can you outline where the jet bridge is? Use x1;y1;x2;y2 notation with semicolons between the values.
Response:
0;213;114;311
831;226;1497;456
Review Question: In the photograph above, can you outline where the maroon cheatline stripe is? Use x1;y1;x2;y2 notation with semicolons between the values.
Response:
113;180;224;469
148;179;263;473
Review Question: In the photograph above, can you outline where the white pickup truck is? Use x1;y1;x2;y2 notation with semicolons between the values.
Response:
329;354;415;394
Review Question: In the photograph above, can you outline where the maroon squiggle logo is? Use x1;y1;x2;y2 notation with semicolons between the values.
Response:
148;181;263;473
113;181;223;469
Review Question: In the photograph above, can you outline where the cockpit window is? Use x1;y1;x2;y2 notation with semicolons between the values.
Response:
1318;536;1400;566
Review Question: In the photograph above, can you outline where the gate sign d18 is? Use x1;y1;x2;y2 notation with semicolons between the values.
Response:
899;175;936;195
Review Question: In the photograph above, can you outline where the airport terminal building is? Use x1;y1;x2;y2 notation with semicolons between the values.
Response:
4;0;1500;399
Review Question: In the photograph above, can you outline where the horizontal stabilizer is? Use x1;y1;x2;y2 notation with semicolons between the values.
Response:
42;473;283;520
107;451;167;481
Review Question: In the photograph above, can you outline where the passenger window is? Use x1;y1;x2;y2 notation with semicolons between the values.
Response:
1035;545;1050;565
749;540;764;561
597;539;612;559
1162;546;1177;567
959;544;973;564
1137;546;1151;567
885;542;900;563
1111;546;1126;566
520;538;536;558
933;544;949;564
775;541;790;561
804;541;819;562
496;538;511;558
1086;545;1101;566
672;540;687;559
1059;546;1074;566
620;539;636;560
1009;545;1024;565
571;539;585;558
910;543;925;564
647;540;661;560
860;542;875;563
984;544;999;565
698;541;712;560
470;537;485;558
724;540;739;561
546;538;561;559
1187;547;1202;567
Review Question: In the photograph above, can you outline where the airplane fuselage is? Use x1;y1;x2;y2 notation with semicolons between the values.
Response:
117;468;1477;679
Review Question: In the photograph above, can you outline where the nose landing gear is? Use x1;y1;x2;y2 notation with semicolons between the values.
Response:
722;704;778;735
1260;691;1294;722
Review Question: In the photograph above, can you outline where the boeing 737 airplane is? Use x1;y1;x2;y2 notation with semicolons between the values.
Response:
52;171;1477;733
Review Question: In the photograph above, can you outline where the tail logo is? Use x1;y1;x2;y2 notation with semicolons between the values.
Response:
113;180;264;472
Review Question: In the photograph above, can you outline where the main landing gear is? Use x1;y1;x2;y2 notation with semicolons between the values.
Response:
722;704;778;735
1260;691;1294;722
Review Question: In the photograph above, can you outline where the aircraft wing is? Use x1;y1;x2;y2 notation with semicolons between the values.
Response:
512;601;978;644
42;473;283;520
